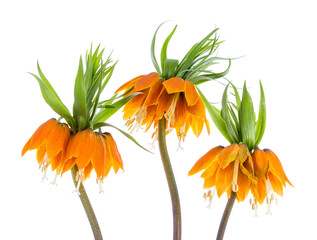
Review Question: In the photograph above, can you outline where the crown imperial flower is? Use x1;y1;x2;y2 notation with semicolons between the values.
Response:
190;82;292;212
116;24;230;146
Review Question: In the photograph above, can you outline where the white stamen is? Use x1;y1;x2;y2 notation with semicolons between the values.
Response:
177;125;186;151
39;153;49;182
205;188;216;209
127;106;147;134
51;173;59;185
73;169;85;195
164;93;179;131
265;179;274;215
98;179;104;194
250;197;259;217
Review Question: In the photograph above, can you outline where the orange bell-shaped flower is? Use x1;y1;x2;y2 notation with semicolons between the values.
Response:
22;118;71;180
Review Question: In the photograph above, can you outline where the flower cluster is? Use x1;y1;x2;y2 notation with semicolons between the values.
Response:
22;119;123;190
116;25;230;146
21;46;143;191
189;82;292;212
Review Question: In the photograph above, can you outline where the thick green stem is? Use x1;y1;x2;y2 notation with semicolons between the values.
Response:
71;166;103;240
158;118;181;240
216;191;236;240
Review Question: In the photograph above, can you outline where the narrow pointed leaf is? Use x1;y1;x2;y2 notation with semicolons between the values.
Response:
239;82;256;150
74;56;87;129
93;92;142;123
29;73;74;125
161;25;177;74
255;81;266;145
221;84;239;142
93;122;152;153
197;87;233;143
151;23;164;75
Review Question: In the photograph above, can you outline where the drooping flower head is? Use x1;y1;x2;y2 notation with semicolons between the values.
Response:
22;46;145;190
116;24;230;145
189;82;292;212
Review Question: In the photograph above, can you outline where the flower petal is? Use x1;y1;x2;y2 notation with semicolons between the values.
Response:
268;172;284;196
252;148;269;179
46;123;70;159
187;97;206;120
184;81;199;106
143;78;164;106
163;77;185;94
252;179;267;204
91;133;106;179
122;89;148;120
215;162;234;198
115;75;143;93
134;72;160;91
22;119;56;156
172;94;188;129
217;144;239;169
236;168;250;202
156;87;174;120
264;149;293;187
189;145;224;176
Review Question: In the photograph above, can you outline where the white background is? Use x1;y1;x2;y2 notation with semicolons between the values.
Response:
1;0;316;239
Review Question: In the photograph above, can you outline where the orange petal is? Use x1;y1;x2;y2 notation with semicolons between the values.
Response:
252;148;269;179
104;133;123;175
217;144;239;169
236;168;250;202
84;162;94;180
156;87;174;120
50;152;62;171
46;123;70;159
189;116;204;137
172;94;188;129
188;146;224;176
251;179;267;204
22;118;56;156
36;144;47;164
201;160;219;179
115;75;143;93
66;129;97;169
122;89;148;120
162;77;185;94
62;157;77;174
187;97;206;120
184;81;199;106
143;78;164;106
203;174;217;189
91;133;106;179
264;149;292;187
268;172;284;196
236;143;250;163
205;118;210;135
215;162;234;198
134;72;160;91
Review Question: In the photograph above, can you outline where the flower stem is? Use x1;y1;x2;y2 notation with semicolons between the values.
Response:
158;118;181;240
71;165;103;240
216;191;236;240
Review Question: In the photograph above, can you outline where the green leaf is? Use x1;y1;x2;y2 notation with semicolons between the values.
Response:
197;87;233;143
239;82;256;150
29;65;74;126
221;84;240;143
74;56;87;130
92;122;152;153
151;23;164;75
163;59;179;80
160;25;177;74
92;92;142;123
230;82;241;112
255;81;266;146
